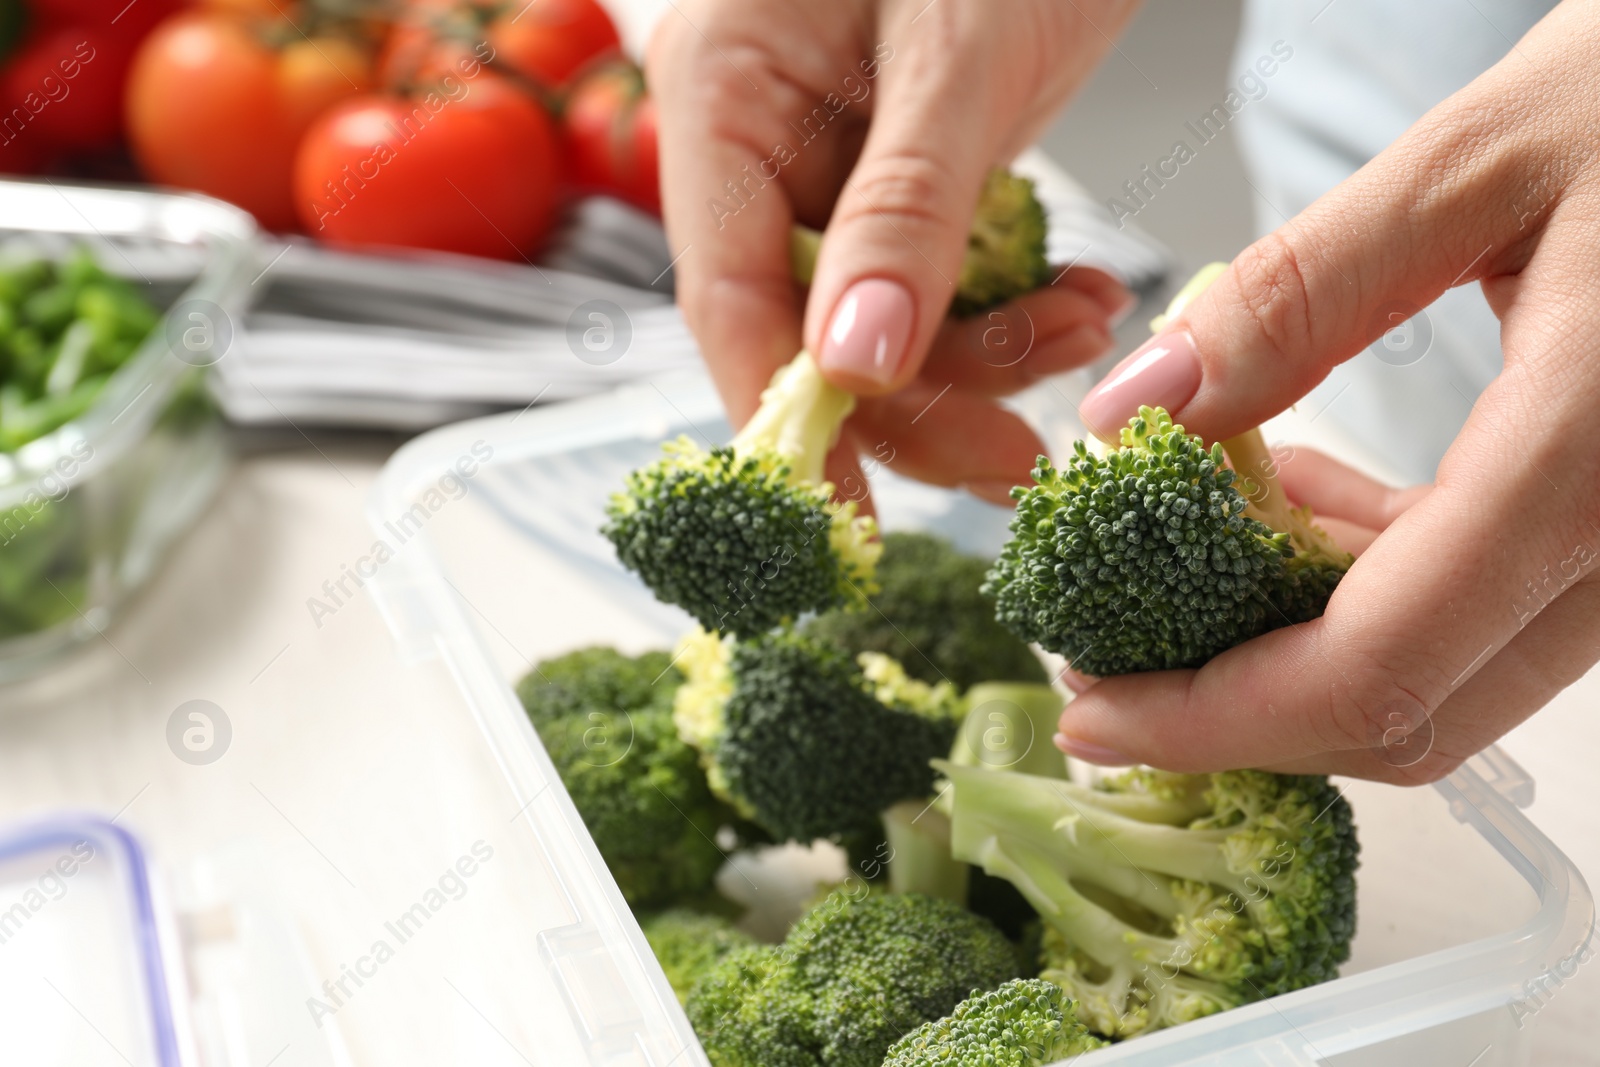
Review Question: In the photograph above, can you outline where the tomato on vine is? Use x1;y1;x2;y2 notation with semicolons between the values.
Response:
125;7;375;230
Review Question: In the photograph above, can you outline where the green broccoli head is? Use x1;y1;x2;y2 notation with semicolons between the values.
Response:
639;908;755;1005
936;761;1359;1039
882;978;1107;1067
687;889;1021;1067
516;646;677;727
790;169;1050;319
983;406;1352;676
603;352;880;639
953;169;1052;316
518;648;736;909
801;530;1048;689
537;709;731;908
685;944;817;1067
673;628;962;843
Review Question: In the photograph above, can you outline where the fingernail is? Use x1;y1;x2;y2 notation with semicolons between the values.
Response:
1078;329;1201;440
819;278;914;386
1053;734;1133;766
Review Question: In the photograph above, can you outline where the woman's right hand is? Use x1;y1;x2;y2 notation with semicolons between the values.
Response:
646;0;1139;503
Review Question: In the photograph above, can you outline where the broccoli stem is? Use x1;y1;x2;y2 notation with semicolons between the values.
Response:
969;831;1192;973
936;763;1274;984
1222;428;1352;565
943;764;1253;900
882;799;971;904
1220;428;1296;535
790;227;822;287
1147;262;1350;566
1147;261;1228;333
1044;777;1213;829
951;683;1068;779
939;766;1204;892
730;351;855;487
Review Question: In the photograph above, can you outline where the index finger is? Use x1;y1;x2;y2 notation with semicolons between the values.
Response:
646;16;808;425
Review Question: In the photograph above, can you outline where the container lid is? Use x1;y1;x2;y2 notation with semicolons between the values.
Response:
0;815;187;1067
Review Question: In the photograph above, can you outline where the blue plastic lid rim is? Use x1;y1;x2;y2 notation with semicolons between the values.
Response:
0;814;183;1067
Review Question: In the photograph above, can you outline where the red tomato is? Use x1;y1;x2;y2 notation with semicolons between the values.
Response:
378;17;496;91
564;61;658;214
293;78;560;259
27;0;182;37
0;123;50;173
0;27;125;155
125;11;373;230
486;0;617;86
377;0;478;89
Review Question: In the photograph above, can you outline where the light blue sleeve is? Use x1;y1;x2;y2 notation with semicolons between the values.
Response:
1233;0;1554;482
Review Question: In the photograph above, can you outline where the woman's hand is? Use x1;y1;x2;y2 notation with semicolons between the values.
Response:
646;0;1137;503
1058;0;1600;784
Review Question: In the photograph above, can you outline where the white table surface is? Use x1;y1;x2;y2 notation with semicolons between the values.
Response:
0;430;1595;1066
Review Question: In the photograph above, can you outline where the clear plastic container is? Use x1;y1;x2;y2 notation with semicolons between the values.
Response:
0;181;258;679
365;370;1596;1067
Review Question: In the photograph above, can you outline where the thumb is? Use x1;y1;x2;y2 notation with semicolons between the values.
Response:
802;19;1009;396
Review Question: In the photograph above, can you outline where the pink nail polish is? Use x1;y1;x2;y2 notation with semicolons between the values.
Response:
1079;329;1202;440
818;279;914;386
1054;734;1133;766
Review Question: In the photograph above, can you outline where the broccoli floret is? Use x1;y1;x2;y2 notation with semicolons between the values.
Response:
640;908;755;1005
882;978;1107;1066
603;352;880;639
684;944;815;1067
686;889;1020;1067
802;531;1048;689
673;628;961;843
936;762;1359;1038
516;646;677;727
985;264;1354;677
983;406;1353;676
790;169;1050;317
518;648;737;908
953;169;1053;315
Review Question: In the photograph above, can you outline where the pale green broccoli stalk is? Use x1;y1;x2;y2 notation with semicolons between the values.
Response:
1219;424;1354;624
950;681;1068;779
885;679;1066;910
882;799;970;903
686;888;1021;1067
603;351;880;639
790;169;1050;317
802;530;1049;689
671;627;962;844
639;908;755;1005
882;978;1107;1067
935;762;1358;1038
